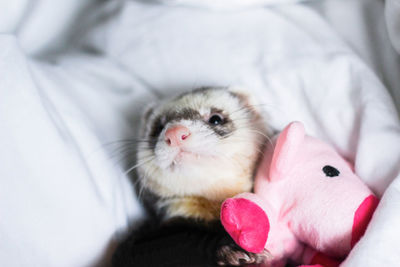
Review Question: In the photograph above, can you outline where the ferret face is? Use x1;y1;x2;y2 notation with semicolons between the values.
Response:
137;87;266;201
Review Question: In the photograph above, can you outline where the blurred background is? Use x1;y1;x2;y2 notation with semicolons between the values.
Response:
1;0;399;111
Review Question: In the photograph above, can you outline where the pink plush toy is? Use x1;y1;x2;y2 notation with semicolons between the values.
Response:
220;122;378;267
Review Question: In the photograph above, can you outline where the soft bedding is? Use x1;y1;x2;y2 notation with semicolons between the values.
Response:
1;0;399;267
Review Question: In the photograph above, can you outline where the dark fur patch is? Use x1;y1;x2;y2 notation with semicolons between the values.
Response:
147;88;243;148
143;106;154;122
148;117;164;149
112;218;223;267
207;124;234;137
148;104;238;149
148;108;202;149
164;108;202;123
112;218;265;267
150;108;202;139
207;107;234;137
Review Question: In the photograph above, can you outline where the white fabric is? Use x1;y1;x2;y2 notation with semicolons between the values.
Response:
0;1;400;267
0;37;145;267
307;0;400;114
155;0;306;10
0;0;101;56
386;0;400;54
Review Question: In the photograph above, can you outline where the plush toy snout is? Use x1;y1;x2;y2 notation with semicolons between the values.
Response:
221;196;270;254
351;195;379;247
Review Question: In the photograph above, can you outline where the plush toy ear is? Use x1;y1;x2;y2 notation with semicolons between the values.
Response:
269;122;305;181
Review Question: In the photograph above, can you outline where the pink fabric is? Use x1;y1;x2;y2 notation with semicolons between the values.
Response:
221;198;269;253
309;252;341;267
351;195;379;247
221;122;378;266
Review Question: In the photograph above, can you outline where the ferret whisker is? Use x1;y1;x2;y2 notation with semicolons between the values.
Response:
107;146;146;164
104;144;153;160
229;102;275;117
247;129;273;147
132;174;143;189
123;156;155;176
132;167;149;189
102;139;152;147
230;115;263;122
87;140;146;161
211;150;246;168
136;176;147;202
110;151;150;167
123;154;154;168
137;167;157;201
223;138;266;157
229;104;256;115
228;122;272;143
227;137;266;151
229;108;253;117
109;152;137;168
248;103;280;109
107;144;137;154
105;150;137;168
103;142;153;160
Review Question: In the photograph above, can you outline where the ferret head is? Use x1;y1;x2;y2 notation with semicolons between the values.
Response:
137;87;267;202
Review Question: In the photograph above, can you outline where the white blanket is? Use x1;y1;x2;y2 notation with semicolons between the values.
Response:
0;0;399;266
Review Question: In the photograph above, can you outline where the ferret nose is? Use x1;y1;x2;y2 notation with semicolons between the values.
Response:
351;195;379;247
165;125;191;147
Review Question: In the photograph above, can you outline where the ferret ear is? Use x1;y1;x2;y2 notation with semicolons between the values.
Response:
142;103;156;121
228;86;266;126
228;86;271;135
138;102;158;137
228;86;259;110
269;122;305;181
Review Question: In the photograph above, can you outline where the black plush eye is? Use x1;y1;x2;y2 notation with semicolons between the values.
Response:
208;114;224;125
322;165;340;177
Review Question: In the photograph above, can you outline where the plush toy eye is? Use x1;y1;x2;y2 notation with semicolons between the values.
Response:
208;114;224;125
322;165;340;177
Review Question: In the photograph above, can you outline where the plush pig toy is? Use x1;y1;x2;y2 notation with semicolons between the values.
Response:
220;122;378;267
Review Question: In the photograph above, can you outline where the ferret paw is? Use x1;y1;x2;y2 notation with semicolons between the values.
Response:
216;244;271;266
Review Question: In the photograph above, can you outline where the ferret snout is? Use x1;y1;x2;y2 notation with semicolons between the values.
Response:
165;125;191;147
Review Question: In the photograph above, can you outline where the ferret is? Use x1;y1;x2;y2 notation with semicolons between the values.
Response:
113;87;270;267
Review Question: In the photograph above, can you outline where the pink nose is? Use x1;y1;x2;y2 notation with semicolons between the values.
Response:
351;195;379;247
165;125;191;147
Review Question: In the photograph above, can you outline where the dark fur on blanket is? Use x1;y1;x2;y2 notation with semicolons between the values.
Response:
112;218;261;267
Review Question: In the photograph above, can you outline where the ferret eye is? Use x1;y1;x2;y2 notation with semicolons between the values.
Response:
322;165;340;177
208;114;224;125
